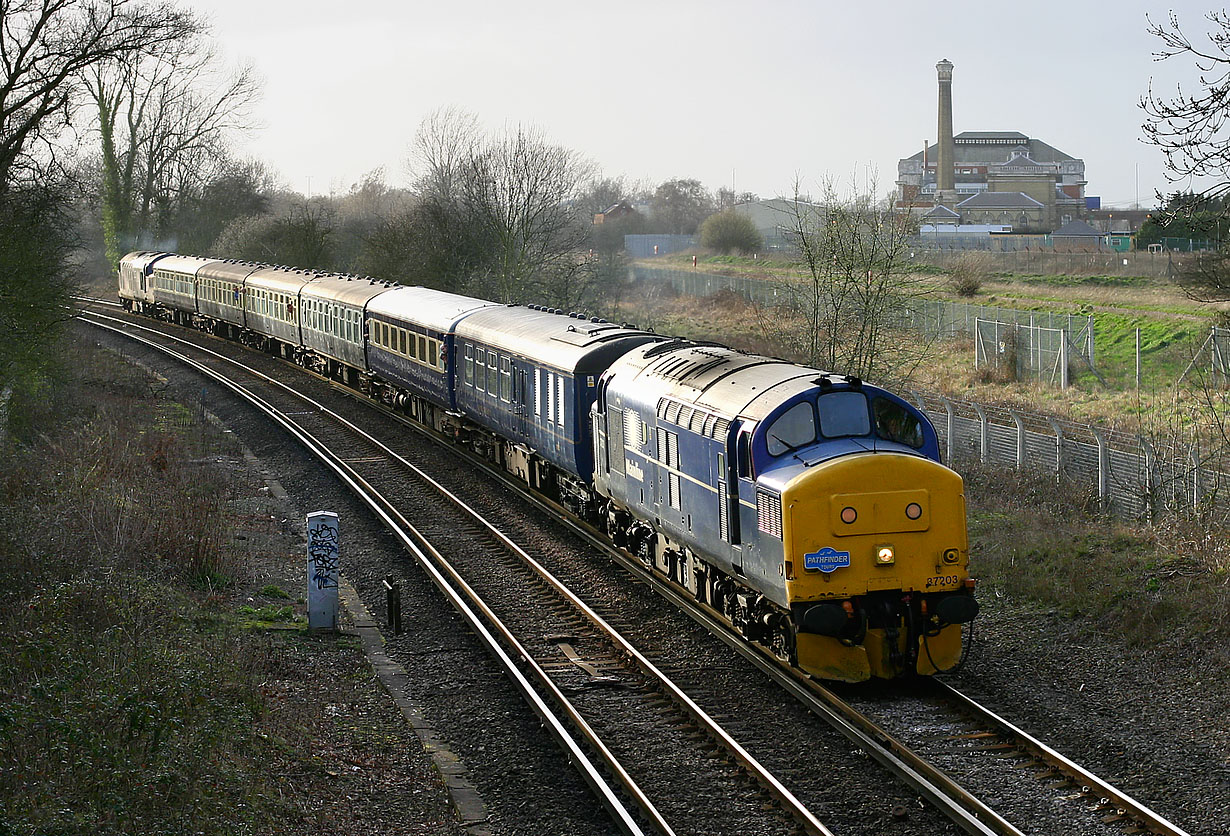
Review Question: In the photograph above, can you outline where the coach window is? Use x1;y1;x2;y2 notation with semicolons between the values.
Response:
486;353;499;396
464;345;474;385
818;391;871;439
500;356;511;402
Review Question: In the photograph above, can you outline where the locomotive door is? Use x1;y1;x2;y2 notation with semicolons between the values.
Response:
732;424;756;574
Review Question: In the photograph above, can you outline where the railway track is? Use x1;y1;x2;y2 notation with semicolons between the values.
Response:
78;302;1197;836
79;308;832;836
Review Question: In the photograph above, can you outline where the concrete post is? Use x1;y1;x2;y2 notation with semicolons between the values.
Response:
307;511;340;631
1091;428;1110;511
1048;418;1065;482
972;403;989;463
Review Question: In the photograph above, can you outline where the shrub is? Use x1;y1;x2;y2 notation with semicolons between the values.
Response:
699;210;763;255
948;251;992;297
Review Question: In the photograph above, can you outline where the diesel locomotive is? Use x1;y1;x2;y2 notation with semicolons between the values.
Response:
118;250;978;682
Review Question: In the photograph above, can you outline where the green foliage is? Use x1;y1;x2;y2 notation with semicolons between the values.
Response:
0;184;76;437
699;210;763;255
214;202;334;269
650;178;715;235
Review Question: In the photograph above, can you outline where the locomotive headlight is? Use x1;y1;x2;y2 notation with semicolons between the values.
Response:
943;548;960;564
875;546;895;565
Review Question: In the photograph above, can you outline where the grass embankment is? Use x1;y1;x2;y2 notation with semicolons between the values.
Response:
961;463;1229;652
0;338;447;835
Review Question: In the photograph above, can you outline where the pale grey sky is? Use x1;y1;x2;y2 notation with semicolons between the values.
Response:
200;0;1216;208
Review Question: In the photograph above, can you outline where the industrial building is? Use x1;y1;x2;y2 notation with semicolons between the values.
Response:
896;60;1088;233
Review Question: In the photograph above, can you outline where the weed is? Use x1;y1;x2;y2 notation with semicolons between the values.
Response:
259;583;290;599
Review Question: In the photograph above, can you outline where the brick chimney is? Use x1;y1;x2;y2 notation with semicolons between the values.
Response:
936;59;955;196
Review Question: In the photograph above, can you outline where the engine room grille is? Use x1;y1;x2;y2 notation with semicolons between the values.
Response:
757;490;783;538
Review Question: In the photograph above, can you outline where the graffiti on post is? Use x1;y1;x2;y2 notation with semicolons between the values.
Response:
306;511;340;630
308;520;339;590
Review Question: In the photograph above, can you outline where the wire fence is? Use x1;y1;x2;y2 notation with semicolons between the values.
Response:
628;264;1228;521
631;265;1097;368
911;392;1228;523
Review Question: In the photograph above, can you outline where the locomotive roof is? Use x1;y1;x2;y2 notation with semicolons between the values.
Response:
196;259;266;282
608;342;861;423
454;306;659;370
367;285;502;331
300;273;400;308
146;253;215;275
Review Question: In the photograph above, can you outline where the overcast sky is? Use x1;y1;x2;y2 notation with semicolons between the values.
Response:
201;0;1215;209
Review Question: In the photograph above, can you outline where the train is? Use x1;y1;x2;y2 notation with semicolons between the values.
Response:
118;250;979;682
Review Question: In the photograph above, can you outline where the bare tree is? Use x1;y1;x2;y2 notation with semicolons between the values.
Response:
462;125;595;305
401;110;599;309
85;26;259;264
757;177;929;382
0;0;194;189
1141;10;1230;211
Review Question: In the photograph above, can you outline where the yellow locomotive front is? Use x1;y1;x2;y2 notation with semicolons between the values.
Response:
781;451;978;682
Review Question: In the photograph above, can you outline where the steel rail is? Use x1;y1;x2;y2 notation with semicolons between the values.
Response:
934;680;1194;836
79;313;661;836
541;500;1021;836
85;309;837;836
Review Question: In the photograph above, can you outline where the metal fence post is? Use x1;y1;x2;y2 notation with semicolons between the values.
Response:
1191;445;1202;512
1010;410;1025;469
1142;438;1157;525
941;396;956;465
1086;314;1095;368
1060;334;1070;389
973;403;989;463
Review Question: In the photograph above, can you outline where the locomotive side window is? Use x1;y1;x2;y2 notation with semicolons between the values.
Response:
818;391;871;438
766;401;816;456
873;397;925;448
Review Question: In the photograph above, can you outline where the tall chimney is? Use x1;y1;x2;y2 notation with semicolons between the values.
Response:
936;59;955;194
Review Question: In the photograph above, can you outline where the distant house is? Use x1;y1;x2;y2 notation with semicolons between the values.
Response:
594;201;636;225
1049;218;1107;252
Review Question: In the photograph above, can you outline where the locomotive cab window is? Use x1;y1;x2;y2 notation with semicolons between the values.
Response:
766;401;817;456
818;391;871;439
873;397;925;448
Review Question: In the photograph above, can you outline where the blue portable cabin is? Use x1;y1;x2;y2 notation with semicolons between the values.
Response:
196;259;264;331
595;341;941;607
453;307;659;480
366;286;502;411
148;254;216;320
299;274;397;374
